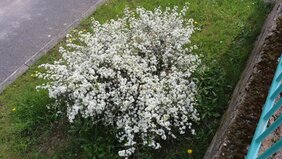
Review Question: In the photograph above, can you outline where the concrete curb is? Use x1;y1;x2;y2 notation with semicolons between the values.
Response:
0;0;106;94
204;1;282;158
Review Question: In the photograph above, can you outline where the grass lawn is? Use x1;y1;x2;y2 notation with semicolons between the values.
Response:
0;0;271;158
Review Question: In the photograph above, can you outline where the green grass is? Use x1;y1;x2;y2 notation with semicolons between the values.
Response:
0;0;271;158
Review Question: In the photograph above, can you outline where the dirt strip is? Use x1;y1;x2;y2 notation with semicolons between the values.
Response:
259;96;282;158
204;1;282;158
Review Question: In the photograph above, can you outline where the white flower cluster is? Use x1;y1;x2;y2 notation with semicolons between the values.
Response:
36;5;200;158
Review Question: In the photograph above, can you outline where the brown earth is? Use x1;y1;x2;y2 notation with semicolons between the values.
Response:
259;96;282;158
204;1;282;159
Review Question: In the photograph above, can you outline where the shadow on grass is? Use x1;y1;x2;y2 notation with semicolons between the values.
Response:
0;1;273;159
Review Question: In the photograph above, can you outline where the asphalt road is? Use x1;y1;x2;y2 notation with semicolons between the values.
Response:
0;0;103;92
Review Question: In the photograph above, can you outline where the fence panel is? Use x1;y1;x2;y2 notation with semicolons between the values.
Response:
246;54;282;159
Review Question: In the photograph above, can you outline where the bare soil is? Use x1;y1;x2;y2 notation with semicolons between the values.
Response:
204;2;282;158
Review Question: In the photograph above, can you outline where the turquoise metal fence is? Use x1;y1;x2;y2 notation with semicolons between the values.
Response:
246;55;282;159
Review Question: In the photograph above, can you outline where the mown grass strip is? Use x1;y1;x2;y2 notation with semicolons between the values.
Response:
0;0;271;158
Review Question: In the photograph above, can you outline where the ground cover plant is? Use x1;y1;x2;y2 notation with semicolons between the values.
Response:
0;0;271;158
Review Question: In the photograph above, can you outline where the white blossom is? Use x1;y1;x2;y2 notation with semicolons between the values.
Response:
36;5;201;158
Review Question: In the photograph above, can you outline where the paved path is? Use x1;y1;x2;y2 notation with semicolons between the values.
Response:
0;0;104;92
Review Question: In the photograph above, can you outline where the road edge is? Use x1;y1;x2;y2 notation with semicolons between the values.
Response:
0;0;106;94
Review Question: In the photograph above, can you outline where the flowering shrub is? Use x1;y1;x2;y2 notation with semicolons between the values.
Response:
36;5;201;158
